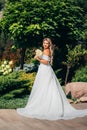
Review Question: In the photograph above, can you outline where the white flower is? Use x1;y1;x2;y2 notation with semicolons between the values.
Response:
5;70;9;74
8;68;12;72
1;60;13;75
3;60;8;65
3;72;7;75
3;68;7;71
1;69;4;72
35;49;42;56
6;65;10;69
1;64;5;68
9;60;13;65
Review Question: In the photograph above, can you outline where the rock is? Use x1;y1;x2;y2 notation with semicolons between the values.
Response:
80;97;87;102
65;82;87;99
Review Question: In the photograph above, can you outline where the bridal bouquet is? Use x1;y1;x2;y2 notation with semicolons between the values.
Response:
35;49;42;57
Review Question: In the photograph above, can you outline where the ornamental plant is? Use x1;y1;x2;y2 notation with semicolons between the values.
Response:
62;44;87;85
0;60;14;75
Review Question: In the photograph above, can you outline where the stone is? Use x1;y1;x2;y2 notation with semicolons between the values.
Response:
65;82;87;99
80;97;87;102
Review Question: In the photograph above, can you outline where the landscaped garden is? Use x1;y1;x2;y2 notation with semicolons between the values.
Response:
0;0;87;108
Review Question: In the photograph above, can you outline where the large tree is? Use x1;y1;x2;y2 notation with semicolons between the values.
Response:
1;0;85;69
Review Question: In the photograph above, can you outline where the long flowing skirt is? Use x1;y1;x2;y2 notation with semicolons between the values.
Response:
17;63;87;120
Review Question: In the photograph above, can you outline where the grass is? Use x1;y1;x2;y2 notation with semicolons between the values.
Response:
0;95;29;109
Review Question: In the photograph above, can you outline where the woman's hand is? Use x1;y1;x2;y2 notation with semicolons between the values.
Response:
34;55;41;61
34;55;38;59
34;55;49;65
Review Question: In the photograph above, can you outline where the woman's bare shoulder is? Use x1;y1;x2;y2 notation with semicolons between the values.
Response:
43;49;51;56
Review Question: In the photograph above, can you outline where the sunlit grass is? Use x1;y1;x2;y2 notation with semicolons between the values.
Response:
0;95;29;109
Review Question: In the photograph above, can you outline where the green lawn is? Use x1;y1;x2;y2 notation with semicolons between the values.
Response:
0;95;28;109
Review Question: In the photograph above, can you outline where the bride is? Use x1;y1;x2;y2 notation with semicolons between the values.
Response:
17;38;87;120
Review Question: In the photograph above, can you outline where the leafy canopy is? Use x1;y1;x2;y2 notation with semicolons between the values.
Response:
1;0;85;48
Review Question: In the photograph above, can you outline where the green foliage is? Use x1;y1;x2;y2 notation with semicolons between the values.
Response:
62;44;87;85
0;71;36;99
63;44;87;67
0;0;86;82
0;95;28;108
0;70;36;108
72;65;87;82
30;58;39;65
24;47;36;64
20;71;36;91
1;0;85;47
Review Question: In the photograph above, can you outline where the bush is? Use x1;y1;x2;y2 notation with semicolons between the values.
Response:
25;47;36;64
20;71;36;91
0;60;14;75
0;71;36;99
1;43;21;66
72;65;87;82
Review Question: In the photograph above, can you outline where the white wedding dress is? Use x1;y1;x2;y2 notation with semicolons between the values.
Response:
17;55;87;120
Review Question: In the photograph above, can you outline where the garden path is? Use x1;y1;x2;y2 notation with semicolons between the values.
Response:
0;103;87;130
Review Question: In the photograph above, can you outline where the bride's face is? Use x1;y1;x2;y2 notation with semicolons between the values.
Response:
43;40;50;49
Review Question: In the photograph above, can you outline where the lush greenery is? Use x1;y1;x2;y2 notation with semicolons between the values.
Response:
72;65;87;82
0;71;36;108
1;0;86;69
0;0;87;108
0;71;36;99
62;44;87;85
0;95;28;109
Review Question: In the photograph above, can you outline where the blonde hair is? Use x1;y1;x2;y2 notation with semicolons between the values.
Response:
43;38;54;65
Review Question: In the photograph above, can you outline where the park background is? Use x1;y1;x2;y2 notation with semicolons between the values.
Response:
0;0;87;109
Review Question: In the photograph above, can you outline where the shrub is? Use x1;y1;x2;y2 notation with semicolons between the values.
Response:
0;71;36;99
25;47;36;64
0;60;14;75
19;71;36;92
72;65;87;82
2;43;21;66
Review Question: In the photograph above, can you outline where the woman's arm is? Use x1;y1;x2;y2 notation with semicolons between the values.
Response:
34;56;49;65
34;49;51;65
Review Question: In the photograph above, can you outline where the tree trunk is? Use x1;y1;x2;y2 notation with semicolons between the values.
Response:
65;65;70;86
20;47;26;69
